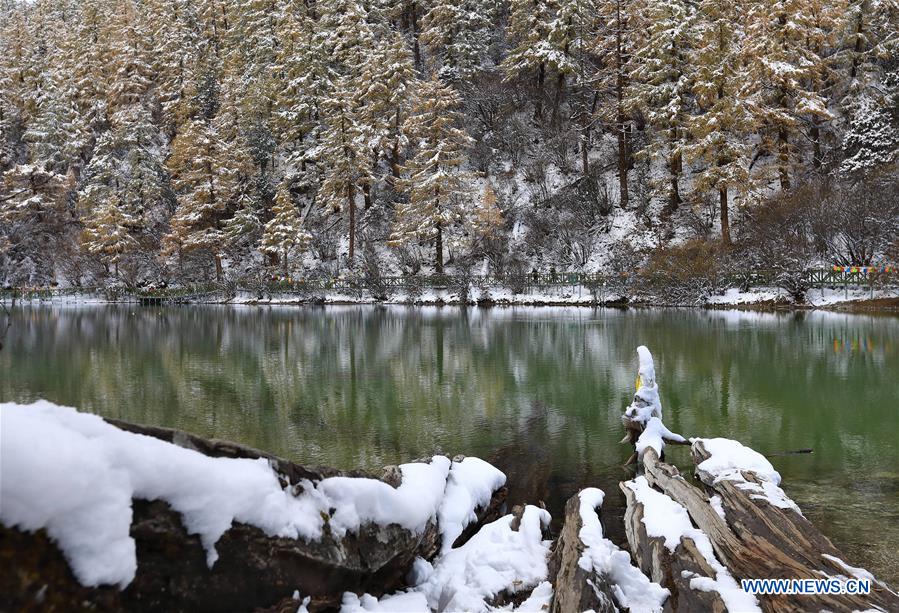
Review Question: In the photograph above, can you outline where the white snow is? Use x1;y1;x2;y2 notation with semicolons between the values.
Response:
411;505;553;613
0;401;502;589
437;457;507;554
635;416;686;457
624;345;663;423
708;495;726;521
339;591;430;612
692;437;802;515
624;477;761;612
576;488;668;612
706;287;786;305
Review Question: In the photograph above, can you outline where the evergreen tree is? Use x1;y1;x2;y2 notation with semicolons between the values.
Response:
685;0;754;243
260;182;310;275
503;0;556;116
390;77;481;273
593;0;642;208
839;69;899;175
421;0;492;82
162;111;251;280
628;0;696;213
741;0;839;188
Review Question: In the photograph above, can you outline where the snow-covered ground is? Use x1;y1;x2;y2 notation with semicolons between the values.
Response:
5;283;896;308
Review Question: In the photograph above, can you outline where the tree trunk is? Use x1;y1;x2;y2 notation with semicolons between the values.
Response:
411;1;421;69
778;126;791;190
435;221;443;274
666;130;681;215
363;182;371;211
616;1;629;209
347;182;356;267
719;186;730;245
534;63;545;120
811;121;822;169
214;253;223;282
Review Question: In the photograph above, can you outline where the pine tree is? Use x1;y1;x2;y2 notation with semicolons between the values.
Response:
628;0;696;213
314;0;377;267
23;68;89;174
593;0;642;208
357;31;418;202
273;4;327;158
81;198;139;275
105;0;154;112
260;182;310;275
741;0;840;188
839;69;899;176
421;0;492;83
503;0;556;116
162;110;251;280
390;76;480;273
684;0;755;243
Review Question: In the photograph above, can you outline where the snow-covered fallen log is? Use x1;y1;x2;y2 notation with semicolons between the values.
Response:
622;443;899;612
617;345;898;612
548;487;668;613
0;401;508;612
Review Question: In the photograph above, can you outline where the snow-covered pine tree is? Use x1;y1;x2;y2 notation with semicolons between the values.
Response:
741;0;840;188
77;105;168;272
547;0;600;170
145;0;199;132
105;0;154;113
390;76;483;273
314;0;377;267
420;0;492;83
162;105;252;281
80;197;139;276
503;0;557;117
684;0;755;243
628;0;696;213
23;68;89;175
261;182;311;276
839;69;899;176
593;0;642;208
272;4;328;167
357;31;418;204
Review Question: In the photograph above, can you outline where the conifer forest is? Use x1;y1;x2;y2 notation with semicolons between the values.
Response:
1;0;897;287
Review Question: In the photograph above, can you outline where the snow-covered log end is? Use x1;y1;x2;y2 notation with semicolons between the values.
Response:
622;346;687;459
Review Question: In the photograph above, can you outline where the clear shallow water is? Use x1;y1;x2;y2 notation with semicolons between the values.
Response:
2;305;898;584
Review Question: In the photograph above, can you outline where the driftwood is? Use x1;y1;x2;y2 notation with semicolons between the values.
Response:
547;495;619;613
619;482;727;613
623;446;899;612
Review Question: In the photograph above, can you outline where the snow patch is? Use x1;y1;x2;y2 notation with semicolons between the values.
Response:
635;416;686;457
412;505;553;613
437;457;507;554
693;437;802;515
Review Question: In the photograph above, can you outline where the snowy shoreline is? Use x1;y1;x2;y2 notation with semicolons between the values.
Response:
4;285;898;312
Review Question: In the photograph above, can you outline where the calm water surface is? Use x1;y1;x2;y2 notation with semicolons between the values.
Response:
2;306;898;584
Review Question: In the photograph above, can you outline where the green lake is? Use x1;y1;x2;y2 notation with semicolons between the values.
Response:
2;305;897;585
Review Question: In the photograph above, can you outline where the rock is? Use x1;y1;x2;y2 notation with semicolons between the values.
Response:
0;418;508;613
547;495;619;613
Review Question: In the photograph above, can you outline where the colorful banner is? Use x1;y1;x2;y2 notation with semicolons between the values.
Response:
831;265;894;273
